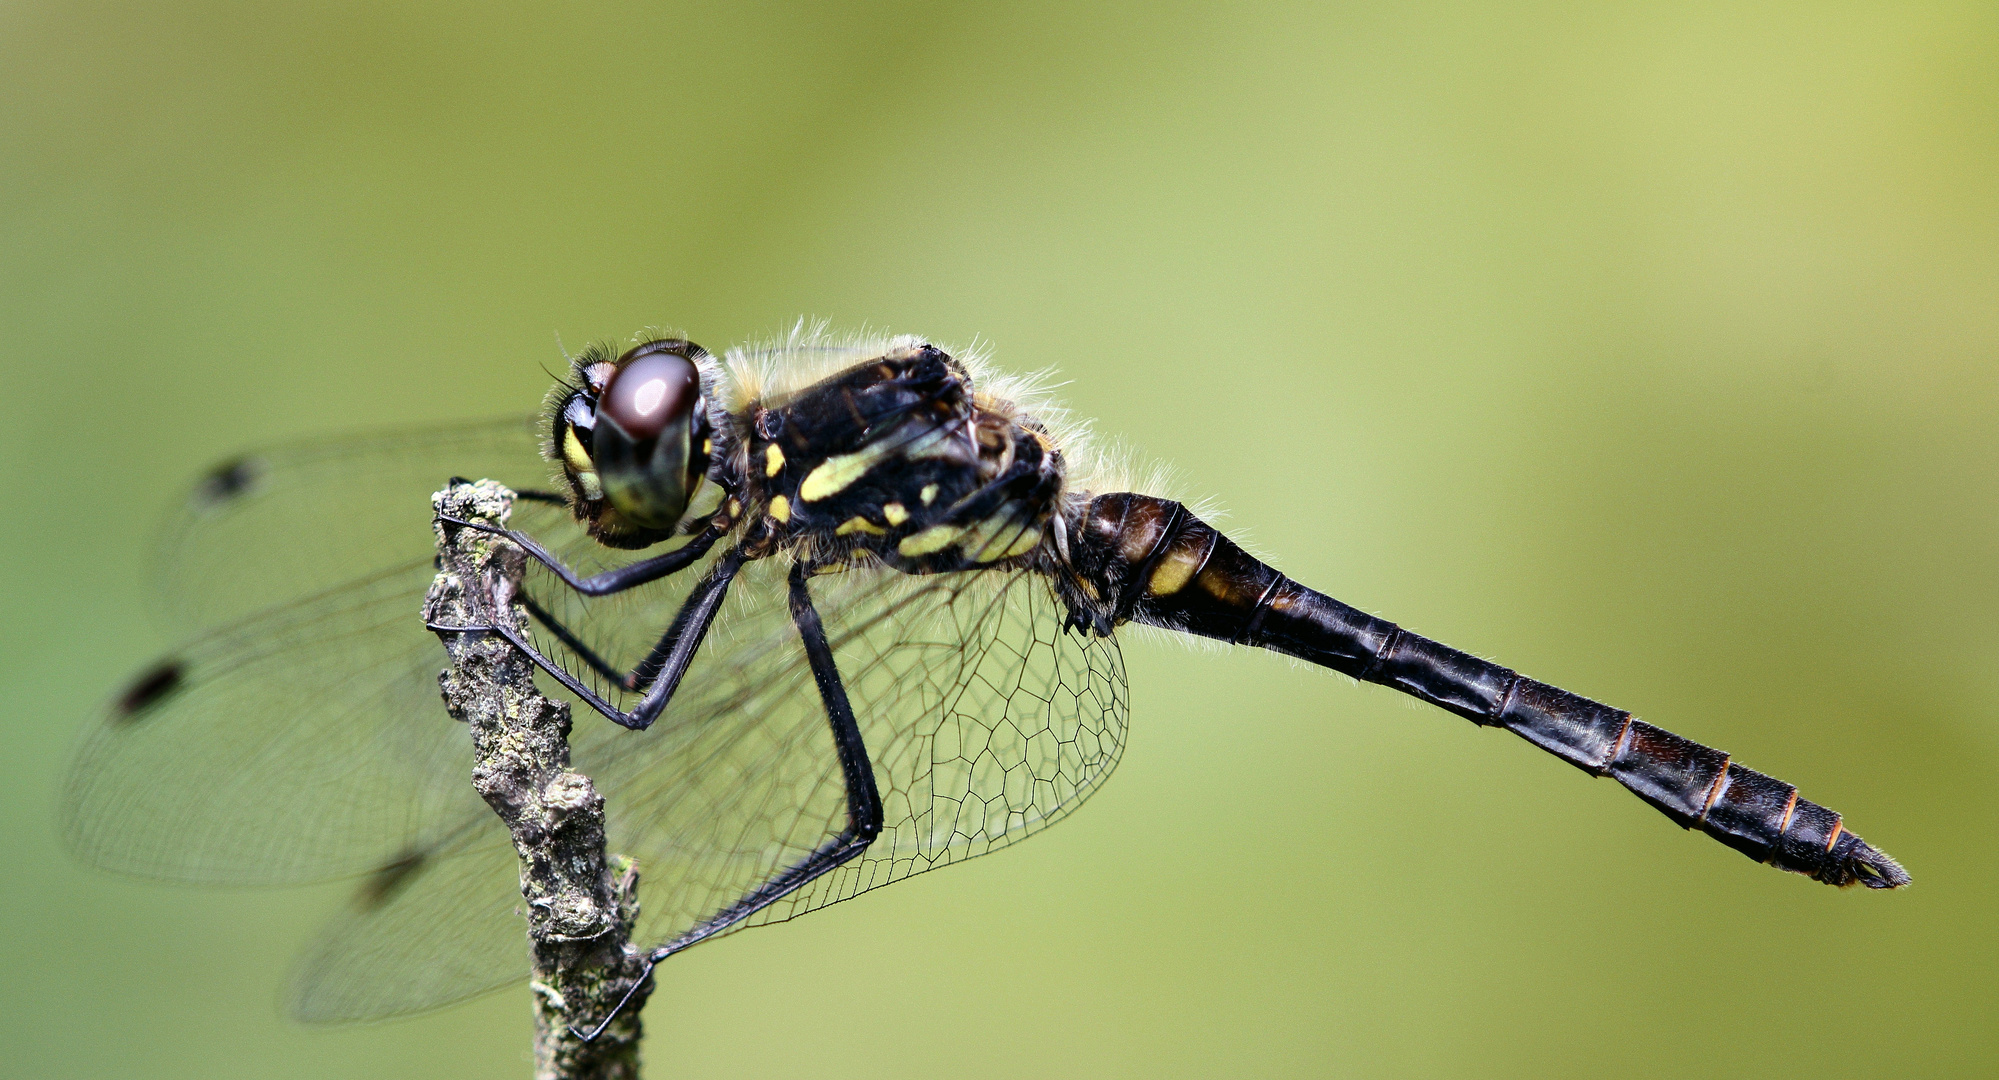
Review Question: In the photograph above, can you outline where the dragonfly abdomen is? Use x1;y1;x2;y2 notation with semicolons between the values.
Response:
1071;492;1908;889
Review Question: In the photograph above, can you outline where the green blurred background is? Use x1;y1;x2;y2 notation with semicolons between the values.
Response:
4;2;1995;1076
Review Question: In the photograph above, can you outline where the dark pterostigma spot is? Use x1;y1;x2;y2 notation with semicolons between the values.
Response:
114;660;185;722
358;850;429;911
193;456;266;510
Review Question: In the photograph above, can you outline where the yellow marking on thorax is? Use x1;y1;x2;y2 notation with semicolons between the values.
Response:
978;524;1042;562
882;502;909;526
952;513;1003;560
768;495;791;523
999;524;1043;559
836;515;886;536
966;511;1040;563
897;523;963;557
765;444;785;477
919;483;939;505
903;425;959;460
800;444;891;501
983;516;1047;560
805;424;962;503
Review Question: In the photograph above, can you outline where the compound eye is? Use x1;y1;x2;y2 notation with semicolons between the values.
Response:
600;349;699;441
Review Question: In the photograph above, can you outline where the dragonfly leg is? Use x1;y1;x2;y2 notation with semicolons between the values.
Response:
429;547;746;730
515;589;628;686
514;573;728;697
650;561;884;942
571;560;883;1040
434;513;724;596
785;558;887;853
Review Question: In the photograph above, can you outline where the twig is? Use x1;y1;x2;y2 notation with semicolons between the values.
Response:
425;479;654;1080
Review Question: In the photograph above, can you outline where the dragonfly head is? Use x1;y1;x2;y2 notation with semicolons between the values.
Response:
550;339;714;547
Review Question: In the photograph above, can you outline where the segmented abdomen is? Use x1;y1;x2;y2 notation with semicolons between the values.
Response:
1068;492;1907;889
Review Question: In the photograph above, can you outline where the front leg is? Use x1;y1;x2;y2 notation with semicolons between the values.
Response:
436;514;725;596
430;546;746;731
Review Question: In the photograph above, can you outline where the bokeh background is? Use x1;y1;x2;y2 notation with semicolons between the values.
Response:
4;2;1995;1077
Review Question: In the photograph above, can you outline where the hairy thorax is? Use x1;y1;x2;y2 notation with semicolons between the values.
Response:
728;342;1069;575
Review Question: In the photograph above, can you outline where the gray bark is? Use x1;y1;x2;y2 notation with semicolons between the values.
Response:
425;479;654;1080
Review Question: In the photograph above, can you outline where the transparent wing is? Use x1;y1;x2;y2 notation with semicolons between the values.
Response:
602;560;1130;948
154;415;548;634
59;558;479;884
61;418;566;884
287;558;1129;1021
287;817;524;1023
71;410;1128;1021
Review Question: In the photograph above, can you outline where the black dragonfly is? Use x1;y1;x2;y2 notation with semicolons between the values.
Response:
62;328;1909;1024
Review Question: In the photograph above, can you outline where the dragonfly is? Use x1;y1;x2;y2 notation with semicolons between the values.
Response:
61;328;1909;1024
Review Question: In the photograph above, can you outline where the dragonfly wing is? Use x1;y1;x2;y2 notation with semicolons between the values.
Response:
63;445;594;886
246;527;759;1020
60;558;487;884
286;817;525;1022
78;406;1128;1020
571;559;1130;953
266;557;1124;1021
155;415;548;634
67;429;729;1012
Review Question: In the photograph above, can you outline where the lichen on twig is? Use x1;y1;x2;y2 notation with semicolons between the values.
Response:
425;479;654;1080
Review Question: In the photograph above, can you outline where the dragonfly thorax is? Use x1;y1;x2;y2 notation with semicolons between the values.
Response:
728;341;1067;575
